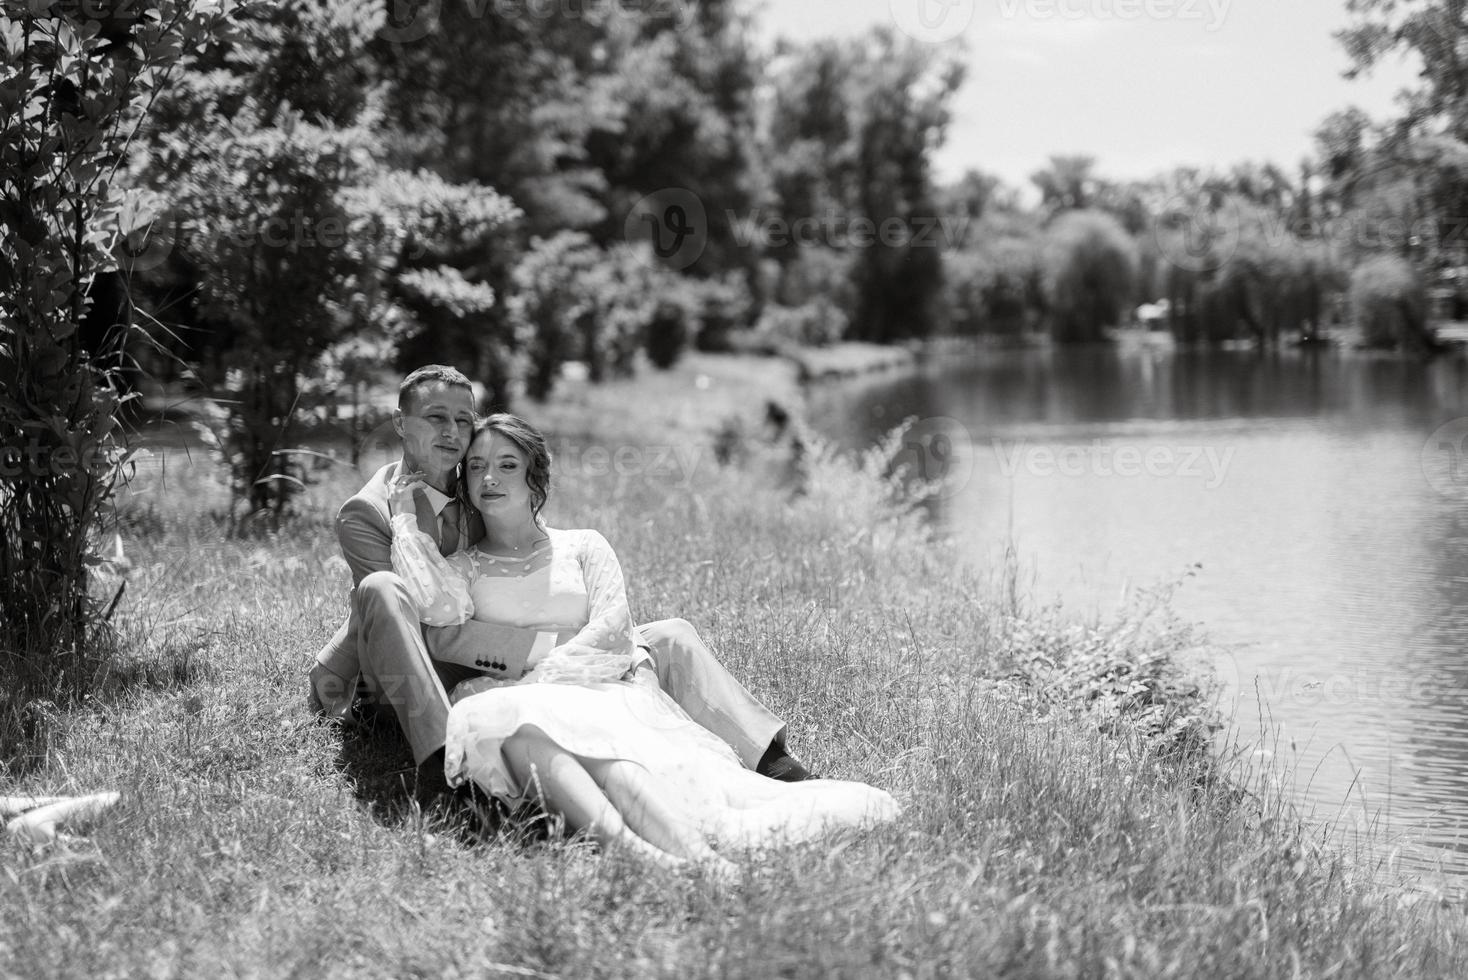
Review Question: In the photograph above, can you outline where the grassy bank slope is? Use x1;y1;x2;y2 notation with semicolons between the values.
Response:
2;354;1464;979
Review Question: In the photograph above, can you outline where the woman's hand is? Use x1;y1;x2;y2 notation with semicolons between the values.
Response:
626;659;661;692
387;470;427;517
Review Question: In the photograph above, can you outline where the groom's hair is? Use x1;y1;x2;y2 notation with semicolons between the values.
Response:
399;365;474;411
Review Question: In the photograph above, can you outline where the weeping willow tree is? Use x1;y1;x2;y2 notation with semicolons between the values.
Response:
1041;209;1139;343
0;0;243;720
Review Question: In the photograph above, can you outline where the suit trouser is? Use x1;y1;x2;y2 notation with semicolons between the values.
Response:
346;572;785;768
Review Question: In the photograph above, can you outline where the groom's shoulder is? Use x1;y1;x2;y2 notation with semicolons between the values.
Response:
339;462;395;518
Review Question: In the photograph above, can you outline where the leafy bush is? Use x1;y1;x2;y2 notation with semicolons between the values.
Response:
127;3;522;519
752;300;848;348
944;237;1044;336
774;247;855;313
1349;254;1434;350
644;299;692;370
1041;209;1138;343
688;272;755;352
0;0;235;738
1154;198;1344;346
510;234;691;397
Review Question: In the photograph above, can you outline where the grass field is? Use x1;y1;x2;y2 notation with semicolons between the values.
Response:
2;353;1466;979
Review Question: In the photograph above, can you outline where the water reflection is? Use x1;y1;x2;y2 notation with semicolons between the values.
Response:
807;344;1468;877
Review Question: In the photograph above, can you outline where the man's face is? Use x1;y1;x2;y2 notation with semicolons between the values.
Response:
394;381;475;486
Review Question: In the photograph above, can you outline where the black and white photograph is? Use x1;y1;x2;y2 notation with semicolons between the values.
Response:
4;0;1468;976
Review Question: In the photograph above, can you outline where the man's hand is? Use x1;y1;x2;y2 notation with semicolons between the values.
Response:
627;659;661;691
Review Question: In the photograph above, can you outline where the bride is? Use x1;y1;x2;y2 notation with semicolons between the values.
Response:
387;413;899;874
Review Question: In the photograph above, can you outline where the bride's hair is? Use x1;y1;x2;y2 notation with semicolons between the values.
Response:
465;413;552;518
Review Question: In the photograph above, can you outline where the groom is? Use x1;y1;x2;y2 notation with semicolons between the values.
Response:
309;365;813;789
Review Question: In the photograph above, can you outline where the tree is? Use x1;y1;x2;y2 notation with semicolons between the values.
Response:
1031;155;1099;214
761;29;964;342
1314;108;1373;182
509;233;691;400
1349;253;1437;350
126;1;520;517
1338;0;1468;140
0;0;241;707
585;2;765;280
944;236;1044;338
1334;3;1468;287
372;0;617;238
1041;210;1138;343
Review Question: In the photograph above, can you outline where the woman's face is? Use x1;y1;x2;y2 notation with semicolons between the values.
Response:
465;430;533;517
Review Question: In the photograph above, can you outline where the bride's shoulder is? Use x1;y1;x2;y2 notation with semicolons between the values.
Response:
548;527;613;551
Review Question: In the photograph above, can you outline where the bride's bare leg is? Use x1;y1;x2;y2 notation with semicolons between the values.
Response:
583;757;736;877
501;729;682;870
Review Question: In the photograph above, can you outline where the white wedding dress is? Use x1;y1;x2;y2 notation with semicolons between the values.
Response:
390;518;899;847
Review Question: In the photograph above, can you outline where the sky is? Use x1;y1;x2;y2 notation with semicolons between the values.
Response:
752;0;1423;197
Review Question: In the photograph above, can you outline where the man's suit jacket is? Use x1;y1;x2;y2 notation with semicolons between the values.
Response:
314;461;542;684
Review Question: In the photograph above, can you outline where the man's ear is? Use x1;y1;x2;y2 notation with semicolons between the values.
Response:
390;409;405;439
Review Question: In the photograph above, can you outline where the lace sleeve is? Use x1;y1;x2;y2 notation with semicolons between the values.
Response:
389;512;475;626
519;530;636;684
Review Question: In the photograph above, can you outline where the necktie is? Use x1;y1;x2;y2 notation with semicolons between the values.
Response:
439;499;461;556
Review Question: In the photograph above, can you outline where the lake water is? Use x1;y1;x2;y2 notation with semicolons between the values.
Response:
805;341;1468;882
